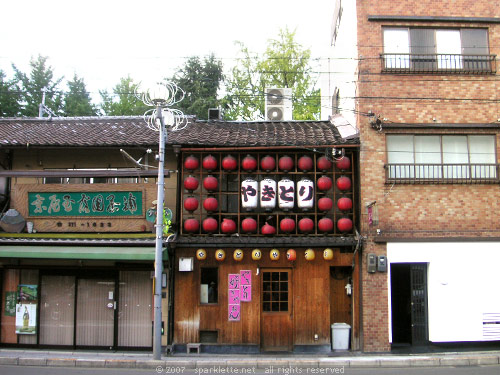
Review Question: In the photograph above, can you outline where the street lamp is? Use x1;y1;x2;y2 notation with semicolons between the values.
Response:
139;82;186;360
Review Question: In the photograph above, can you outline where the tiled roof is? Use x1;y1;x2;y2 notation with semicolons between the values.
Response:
0;116;359;148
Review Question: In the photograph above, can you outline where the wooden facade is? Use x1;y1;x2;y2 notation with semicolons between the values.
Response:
173;148;361;352
174;247;359;352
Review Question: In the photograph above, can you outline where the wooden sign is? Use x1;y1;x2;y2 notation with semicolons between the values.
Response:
28;191;143;217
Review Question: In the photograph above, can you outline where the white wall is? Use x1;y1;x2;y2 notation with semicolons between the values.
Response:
320;0;358;126
388;242;500;342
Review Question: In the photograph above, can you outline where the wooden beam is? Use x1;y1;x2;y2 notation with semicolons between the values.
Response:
0;169;169;178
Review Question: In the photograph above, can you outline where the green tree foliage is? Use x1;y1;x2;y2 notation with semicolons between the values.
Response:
99;76;148;116
63;74;98;116
223;28;321;121
0;70;22;117
170;54;224;119
12;55;63;117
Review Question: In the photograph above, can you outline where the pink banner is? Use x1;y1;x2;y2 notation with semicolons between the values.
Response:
228;304;240;321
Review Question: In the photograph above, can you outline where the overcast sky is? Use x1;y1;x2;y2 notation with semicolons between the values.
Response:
0;0;334;100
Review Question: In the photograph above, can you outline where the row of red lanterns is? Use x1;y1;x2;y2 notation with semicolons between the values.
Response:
183;216;353;234
184;196;352;213
195;248;336;262
184;154;351;173
183;175;352;193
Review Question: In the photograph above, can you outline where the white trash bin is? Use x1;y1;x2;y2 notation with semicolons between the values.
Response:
331;323;350;351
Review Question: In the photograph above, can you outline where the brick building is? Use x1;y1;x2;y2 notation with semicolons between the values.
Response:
331;0;500;352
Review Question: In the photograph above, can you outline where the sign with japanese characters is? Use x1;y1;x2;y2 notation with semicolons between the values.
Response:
28;191;143;217
228;274;241;321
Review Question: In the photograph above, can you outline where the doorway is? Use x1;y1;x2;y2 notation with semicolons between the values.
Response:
260;269;292;351
390;263;428;346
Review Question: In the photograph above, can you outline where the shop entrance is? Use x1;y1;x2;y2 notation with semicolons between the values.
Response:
76;278;116;347
260;269;292;351
390;263;428;346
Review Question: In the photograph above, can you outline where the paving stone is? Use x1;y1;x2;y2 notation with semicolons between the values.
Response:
19;357;47;366
75;359;106;368
46;358;76;367
105;359;136;368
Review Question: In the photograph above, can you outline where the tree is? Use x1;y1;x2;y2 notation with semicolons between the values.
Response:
99;76;148;116
170;54;224;119
12;55;64;117
0;70;22;117
223;28;321;121
63;74;98;116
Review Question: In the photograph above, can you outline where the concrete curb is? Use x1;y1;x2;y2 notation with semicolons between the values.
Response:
0;351;499;369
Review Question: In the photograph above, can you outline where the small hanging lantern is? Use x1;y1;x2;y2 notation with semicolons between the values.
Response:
286;249;297;261
278;155;294;172
184;155;199;171
202;154;218;171
241;178;258;211
242;154;257;171
270;248;280;261
196;248;207;260
215;249;226;261
252;249;262;260
279;217;295;233
203;175;218;191
260;178;276;211
184;176;199;192
241;217;257;233
260;155;276;172
233;249;244;261
222;155;237;171
297;155;313;172
323;248;334;260
305;249;316;261
278;178;295;210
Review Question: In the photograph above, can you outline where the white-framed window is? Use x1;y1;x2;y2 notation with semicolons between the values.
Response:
383;27;489;71
386;135;496;181
43;169;139;184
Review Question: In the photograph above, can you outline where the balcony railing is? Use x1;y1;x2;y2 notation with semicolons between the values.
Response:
385;163;500;184
381;53;497;74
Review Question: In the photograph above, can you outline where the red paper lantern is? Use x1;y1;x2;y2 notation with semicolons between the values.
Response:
202;155;218;171
184;155;199;171
280;217;296;233
317;156;333;171
203;175;218;191
184;176;199;191
242;155;257;171
318;197;333;212
184;218;199;233
203;197;218;212
241;217;257;233
183;197;199;212
278;155;294;172
286;249;297;261
337;217;353;233
261;222;276;235
298;155;313;172
202;217;218;233
317;176;333;191
318;217;334;233
222;155;237;171
298;217;314;233
337;197;353;211
221;218;236;234
260;155;276;171
336;176;352;191
336;156;351;171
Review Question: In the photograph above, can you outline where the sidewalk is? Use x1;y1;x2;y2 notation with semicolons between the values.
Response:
0;349;499;369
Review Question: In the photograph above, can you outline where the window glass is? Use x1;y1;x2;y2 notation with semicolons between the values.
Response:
383;29;410;68
415;136;441;178
469;135;496;178
442;136;468;179
200;268;218;304
387;135;414;163
436;30;462;69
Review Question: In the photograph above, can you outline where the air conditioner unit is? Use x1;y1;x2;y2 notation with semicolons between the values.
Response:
265;87;293;121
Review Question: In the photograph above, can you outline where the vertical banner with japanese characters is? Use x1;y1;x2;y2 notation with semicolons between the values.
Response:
240;270;252;302
228;274;241;321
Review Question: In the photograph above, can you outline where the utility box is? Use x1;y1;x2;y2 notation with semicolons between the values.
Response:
331;323;351;351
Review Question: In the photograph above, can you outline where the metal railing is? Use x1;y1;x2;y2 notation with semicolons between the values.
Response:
381;53;496;74
385;163;500;184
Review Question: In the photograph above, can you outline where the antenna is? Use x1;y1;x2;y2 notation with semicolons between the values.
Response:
38;87;57;118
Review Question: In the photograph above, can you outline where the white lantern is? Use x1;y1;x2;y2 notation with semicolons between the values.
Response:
241;178;258;211
260;178;277;211
278;178;295;211
297;178;314;210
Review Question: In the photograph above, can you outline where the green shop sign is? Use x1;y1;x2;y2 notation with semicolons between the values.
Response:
28;191;143;217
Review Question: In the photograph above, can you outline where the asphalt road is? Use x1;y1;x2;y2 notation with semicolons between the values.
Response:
1;365;500;375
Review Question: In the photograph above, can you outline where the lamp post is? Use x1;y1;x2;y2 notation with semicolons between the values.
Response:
139;82;186;360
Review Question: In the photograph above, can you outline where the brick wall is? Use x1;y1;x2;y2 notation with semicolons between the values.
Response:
355;0;500;352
